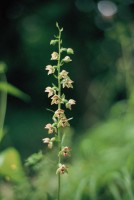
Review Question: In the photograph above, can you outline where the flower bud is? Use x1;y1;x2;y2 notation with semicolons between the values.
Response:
51;137;56;142
67;48;74;54
60;48;67;53
50;40;58;45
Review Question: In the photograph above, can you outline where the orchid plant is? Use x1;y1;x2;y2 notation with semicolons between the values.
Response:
43;22;75;200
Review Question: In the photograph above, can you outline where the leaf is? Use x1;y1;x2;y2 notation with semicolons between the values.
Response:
0;75;7;134
0;82;30;102
46;108;55;113
47;193;54;200
0;129;4;142
25;151;43;167
0;147;26;182
61;93;65;99
0;129;5;143
0;62;7;73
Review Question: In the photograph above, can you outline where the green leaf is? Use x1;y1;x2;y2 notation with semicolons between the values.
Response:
61;93;65;99
0;62;7;74
25;151;43;167
0;82;30;102
0;147;26;182
46;108;55;113
0;128;5;143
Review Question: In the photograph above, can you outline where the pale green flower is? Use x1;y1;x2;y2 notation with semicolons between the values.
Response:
56;163;68;174
54;109;65;118
45;123;54;134
58;117;70;127
45;87;55;97
45;65;55;75
66;99;76;110
59;70;69;79
60;146;71;157
62;78;73;88
42;138;53;149
51;95;60;105
62;56;72;63
51;52;59;60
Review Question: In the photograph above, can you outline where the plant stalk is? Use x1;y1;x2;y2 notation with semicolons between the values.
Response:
57;26;62;200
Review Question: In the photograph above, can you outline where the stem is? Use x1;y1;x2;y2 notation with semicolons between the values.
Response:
57;26;62;200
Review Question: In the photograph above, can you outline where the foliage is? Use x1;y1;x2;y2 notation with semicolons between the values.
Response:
0;62;30;199
10;102;134;200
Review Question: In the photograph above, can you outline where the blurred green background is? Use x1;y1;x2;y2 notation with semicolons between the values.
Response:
0;0;134;199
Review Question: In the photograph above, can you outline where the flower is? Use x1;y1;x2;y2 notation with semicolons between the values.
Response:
58;117;70;128
66;99;76;110
45;87;55;97
62;56;72;63
61;78;73;88
67;48;74;54
51;95;60;105
54;109;64;118
42;137;50;143
42;138;53;149
45;123;55;134
56;163;68;174
45;65;55;75
60;146;71;157
51;52;59;60
59;70;69;79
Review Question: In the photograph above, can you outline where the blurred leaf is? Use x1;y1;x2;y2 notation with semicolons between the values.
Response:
74;178;88;200
109;183;122;200
25;151;43;167
0;129;5;143
47;193;55;200
0;147;26;182
0;82;30;102
0;81;7;132
0;62;7;74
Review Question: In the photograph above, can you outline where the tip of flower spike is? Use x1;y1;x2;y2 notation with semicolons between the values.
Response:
56;22;63;32
56;22;59;28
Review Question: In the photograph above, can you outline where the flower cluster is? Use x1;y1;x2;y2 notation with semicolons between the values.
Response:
42;22;76;176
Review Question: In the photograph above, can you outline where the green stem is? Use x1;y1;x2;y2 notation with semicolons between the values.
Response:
57;26;62;200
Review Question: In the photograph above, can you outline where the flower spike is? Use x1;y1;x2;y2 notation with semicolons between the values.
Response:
42;22;76;200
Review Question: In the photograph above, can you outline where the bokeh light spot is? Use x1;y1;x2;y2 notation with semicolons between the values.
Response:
98;0;118;17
